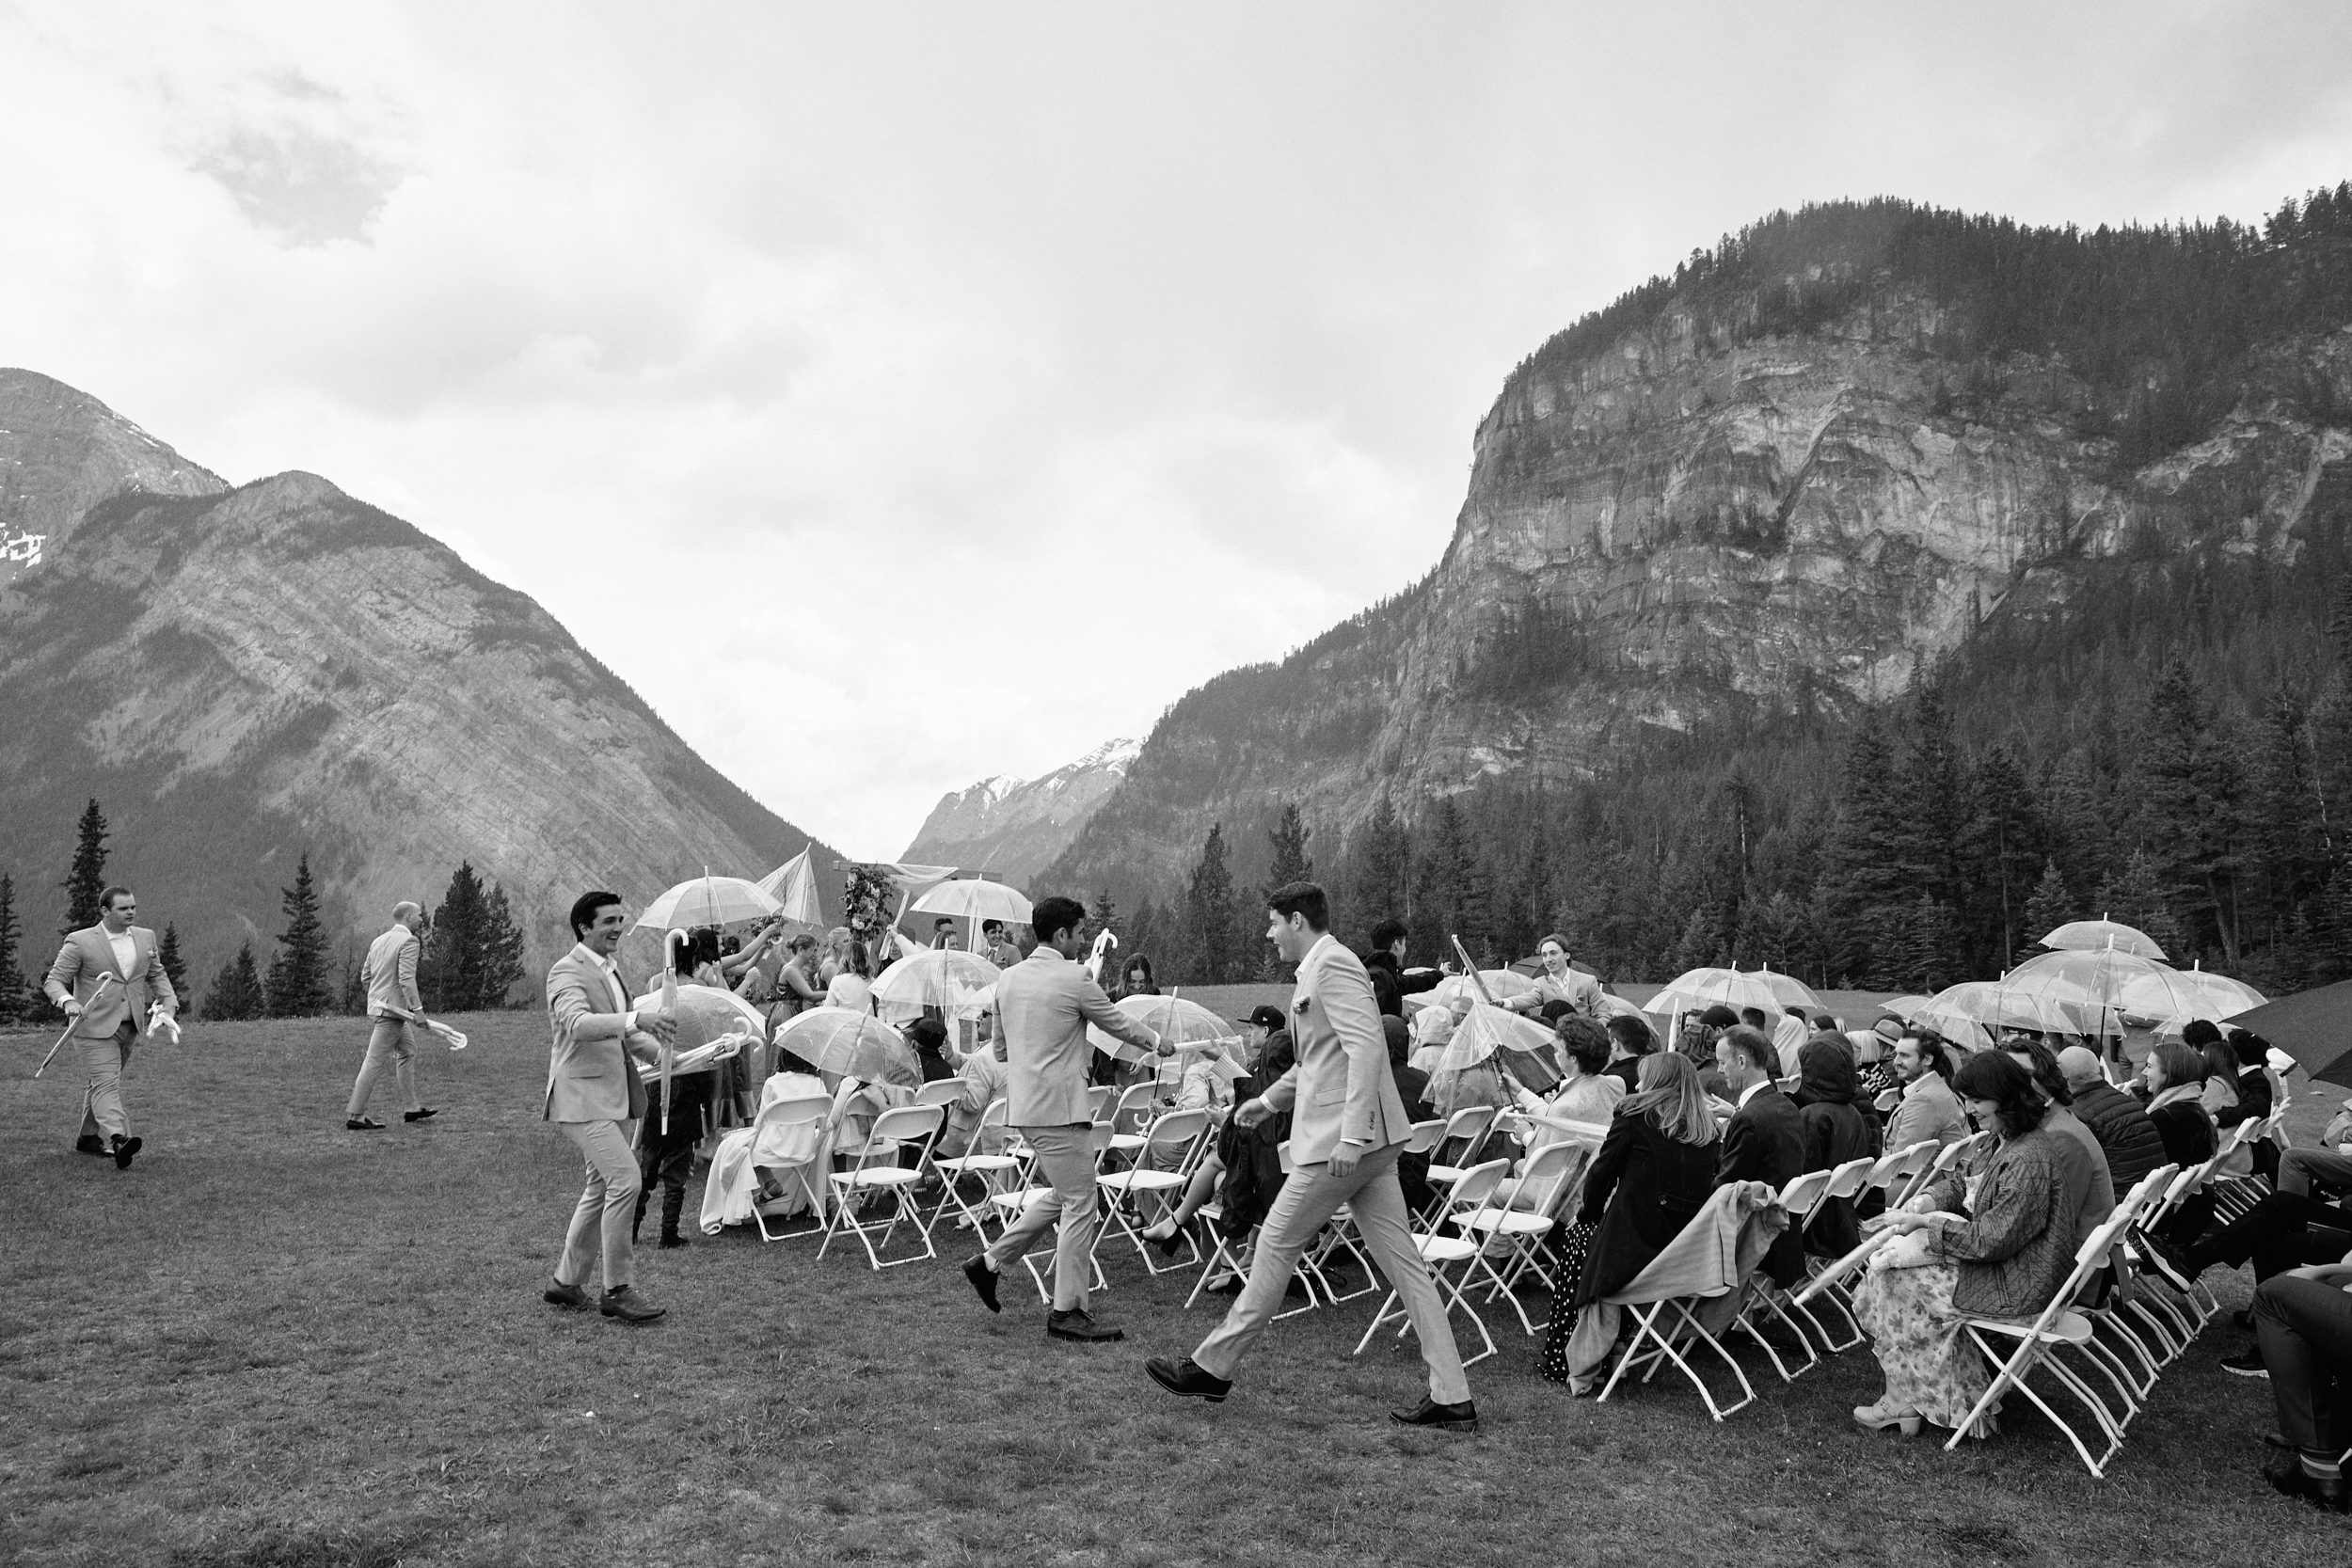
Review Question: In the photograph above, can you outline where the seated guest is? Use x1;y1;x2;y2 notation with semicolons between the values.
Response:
1537;1053;1721;1386
2007;1040;2111;1249
2138;1039;2219;1170
1685;1004;1741;1097
931;916;961;951
1850;1053;2090;1438
1773;1008;1812;1078
2278;1101;2352;1201
1432;1050;1518;1123
1884;1031;1970;1153
2143;1186;2352;1372
935;1030;1009;1160
1715;1024;1807;1286
1794;1033;1879;1256
2217;1026;2280;1180
907;1017;956;1084
1406;1004;1454;1072
2248;1259;2352;1511
1601;1012;1655;1094
978;919;1024;970
1851;1020;1900;1104
1545;1017;1625;1130
2058;1046;2165;1202
1139;1026;1306;1256
1388;1016;1436;1122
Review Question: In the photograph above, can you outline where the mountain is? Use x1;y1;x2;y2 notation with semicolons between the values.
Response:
0;369;839;993
901;737;1139;886
1038;188;2352;988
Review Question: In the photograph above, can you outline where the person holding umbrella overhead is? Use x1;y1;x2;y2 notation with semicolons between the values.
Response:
962;895;1169;1342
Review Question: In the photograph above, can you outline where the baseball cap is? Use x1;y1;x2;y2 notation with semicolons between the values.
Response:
1241;1005;1285;1031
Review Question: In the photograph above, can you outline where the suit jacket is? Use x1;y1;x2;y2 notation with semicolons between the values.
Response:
997;944;1157;1125
544;942;655;1123
45;925;176;1041
1263;934;1410;1164
363;925;423;1018
1718;1084;1807;1285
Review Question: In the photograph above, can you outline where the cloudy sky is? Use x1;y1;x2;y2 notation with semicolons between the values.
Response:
4;2;2348;855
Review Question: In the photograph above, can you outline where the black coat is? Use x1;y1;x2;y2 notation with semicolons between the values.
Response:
1364;952;1440;1020
1718;1085;1808;1286
2148;1100;2217;1170
2072;1082;2168;1201
1573;1110;1719;1308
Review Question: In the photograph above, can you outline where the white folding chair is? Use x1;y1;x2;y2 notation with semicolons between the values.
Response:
1866;1140;1938;1205
817;1103;945;1269
1597;1194;1779;1421
1462;1138;1596;1334
748;1094;836;1242
1424;1107;1499;1190
1896;1131;1989;1207
929;1099;1021;1237
914;1079;964;1109
1094;1108;1213;1274
1354;1157;1512;1369
1790;1156;1881;1354
1947;1205;2145;1478
1104;1082;1164;1164
1729;1170;1830;1382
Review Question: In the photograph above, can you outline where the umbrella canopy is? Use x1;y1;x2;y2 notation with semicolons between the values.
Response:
1086;993;1237;1061
1434;1001;1564;1093
629;983;767;1048
869;948;1004;1020
2004;948;2185;1033
754;848;828;928
1413;970;1538;1015
1876;994;1936;1022
2217;980;2352;1087
634;874;783;933
1909;982;2083;1052
2039;919;2168;961
912;879;1033;927
774;1006;921;1088
2122;967;2267;1030
1752;969;1825;1011
1645;967;1782;1023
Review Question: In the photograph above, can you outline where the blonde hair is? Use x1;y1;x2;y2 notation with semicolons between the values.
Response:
1618;1052;1720;1146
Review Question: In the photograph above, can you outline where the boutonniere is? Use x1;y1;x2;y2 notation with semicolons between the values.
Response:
1293;997;1311;1017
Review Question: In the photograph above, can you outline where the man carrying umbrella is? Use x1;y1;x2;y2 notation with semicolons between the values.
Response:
962;895;1169;1341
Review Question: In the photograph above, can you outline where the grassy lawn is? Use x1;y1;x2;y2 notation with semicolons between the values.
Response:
3;1010;2346;1567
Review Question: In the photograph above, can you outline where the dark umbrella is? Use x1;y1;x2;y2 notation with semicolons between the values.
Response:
2225;980;2352;1088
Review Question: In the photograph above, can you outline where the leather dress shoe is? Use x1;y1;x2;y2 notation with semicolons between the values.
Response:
2264;1450;2350;1513
542;1278;593;1311
599;1286;666;1324
1046;1308;1123;1342
1146;1355;1231;1403
346;1117;386;1131
963;1255;1002;1314
658;1232;691;1249
404;1107;438;1123
74;1134;105;1156
110;1134;142;1170
1391;1395;1479;1433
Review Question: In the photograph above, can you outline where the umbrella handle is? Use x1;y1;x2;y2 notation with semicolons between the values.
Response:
1451;937;1496;1006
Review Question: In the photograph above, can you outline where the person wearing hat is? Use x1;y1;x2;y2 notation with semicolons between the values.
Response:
906;1016;956;1084
1238;1005;1290;1076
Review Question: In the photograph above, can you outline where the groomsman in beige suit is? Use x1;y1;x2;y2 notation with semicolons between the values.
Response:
345;901;436;1130
45;886;178;1170
961;894;1168;1341
539;890;675;1325
1147;882;1478;1431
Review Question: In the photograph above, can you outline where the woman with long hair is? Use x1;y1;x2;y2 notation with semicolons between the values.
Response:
1849;1052;2089;1438
1537;1053;1721;1385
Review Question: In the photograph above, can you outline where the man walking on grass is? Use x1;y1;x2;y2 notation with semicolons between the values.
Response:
45;886;178;1170
540;890;676;1325
1146;881;1479;1432
961;894;1168;1342
345;902;438;1131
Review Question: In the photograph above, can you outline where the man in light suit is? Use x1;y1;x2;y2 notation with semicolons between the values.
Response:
540;890;675;1325
45;885;178;1170
345;901;437;1130
1147;882;1478;1431
961;894;1168;1341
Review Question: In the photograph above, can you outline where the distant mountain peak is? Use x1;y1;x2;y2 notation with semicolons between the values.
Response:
900;737;1138;884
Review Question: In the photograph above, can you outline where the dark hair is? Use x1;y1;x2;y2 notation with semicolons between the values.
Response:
934;916;954;930
786;932;818;953
1538;999;1574;1025
1698;1004;1741;1030
1368;918;1409;952
1784;1006;1808;1020
1266;880;1329;931
2007;1040;2073;1106
2227;1028;2269;1069
909;1017;946;1051
1030;895;1086;945
982;919;1004;938
1537;932;1569;954
1557;1015;1611;1076
569;890;622;940
100;885;134;911
2150;1039;2206;1089
1951;1051;2048;1135
1720;1025;1776;1074
2181;1019;2222;1050
1121;954;1157;993
1812;1012;1837;1030
1902;1033;1954;1081
2197;1037;2236;1085
1740;1006;1768;1030
1604;1013;1657;1055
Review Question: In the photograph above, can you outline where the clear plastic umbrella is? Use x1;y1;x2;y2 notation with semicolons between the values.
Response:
1752;969;1825;1011
1413;970;1538;1015
869;948;1004;1020
1644;967;1782;1024
2128;967;2267;1034
1434;1001;1564;1093
912;879;1034;927
1909;982;2084;1052
1877;994;1936;1022
1086;992;1238;1061
634;874;783;932
774;1006;921;1088
629;983;766;1046
2004;947;2189;1036
2040;919;2168;961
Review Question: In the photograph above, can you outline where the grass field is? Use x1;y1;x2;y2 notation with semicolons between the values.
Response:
4;1008;2347;1567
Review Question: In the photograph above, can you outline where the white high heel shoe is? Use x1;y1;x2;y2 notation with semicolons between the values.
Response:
1852;1401;1923;1437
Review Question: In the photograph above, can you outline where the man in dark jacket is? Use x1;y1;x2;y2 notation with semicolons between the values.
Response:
1714;1025;1806;1286
2217;1028;2279;1180
1361;920;1441;1019
2058;1046;2167;1202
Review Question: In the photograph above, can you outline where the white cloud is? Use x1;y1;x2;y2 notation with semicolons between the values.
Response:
2;0;2349;856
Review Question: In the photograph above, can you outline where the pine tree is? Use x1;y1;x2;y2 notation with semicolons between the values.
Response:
1416;796;1492;962
60;798;109;935
1967;743;2042;969
201;942;269;1022
2137;659;2245;963
1345;792;1412;940
1082;887;1121;952
479;883;528;1008
1820;721;1910;980
2019;860;2073;960
1266;801;1313;888
2091;848;2187;960
155;923;190;1008
1182;824;1244;984
263;853;333;1017
339;943;367;1015
421;863;526;1011
0;871;24;1024
1889;895;1964;993
1667;906;1724;975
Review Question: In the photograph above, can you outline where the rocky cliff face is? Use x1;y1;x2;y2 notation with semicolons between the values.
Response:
902;737;1138;885
0;371;228;590
0;369;836;988
1041;237;2352;906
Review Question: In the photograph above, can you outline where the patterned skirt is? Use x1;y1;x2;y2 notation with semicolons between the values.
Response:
1536;1220;1603;1385
1850;1260;1994;1434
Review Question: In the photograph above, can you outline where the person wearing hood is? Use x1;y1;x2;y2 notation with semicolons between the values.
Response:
1793;1033;1878;1256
